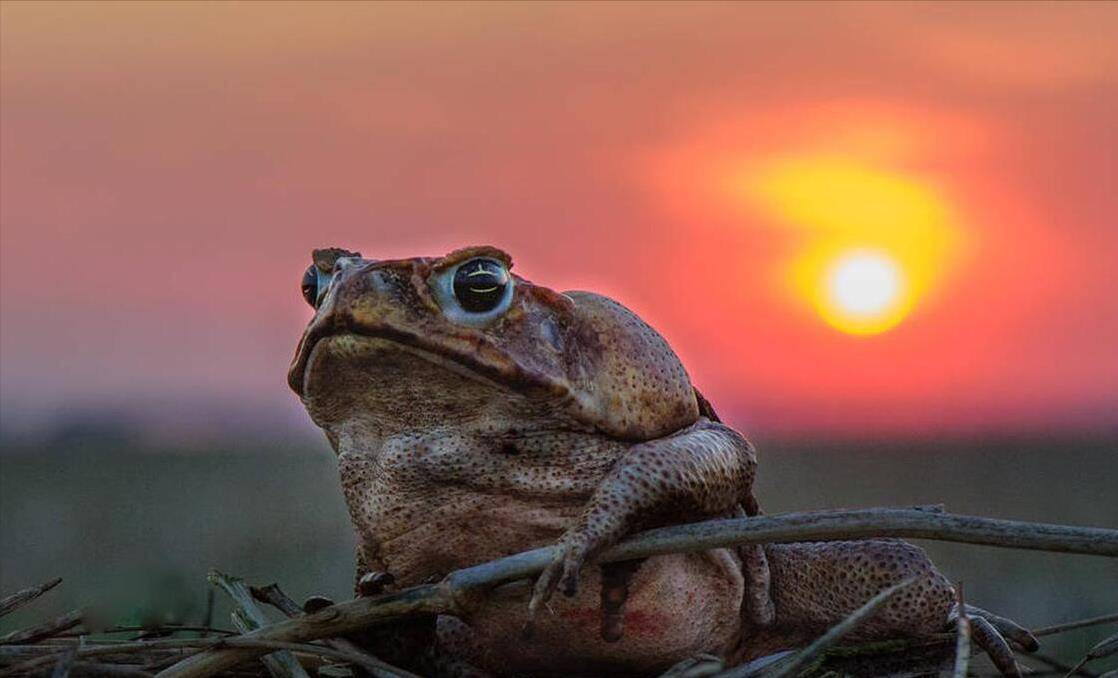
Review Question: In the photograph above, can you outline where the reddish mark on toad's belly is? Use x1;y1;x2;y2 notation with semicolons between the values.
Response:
561;607;668;637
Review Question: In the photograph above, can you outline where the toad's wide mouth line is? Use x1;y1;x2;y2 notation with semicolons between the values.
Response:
288;322;568;401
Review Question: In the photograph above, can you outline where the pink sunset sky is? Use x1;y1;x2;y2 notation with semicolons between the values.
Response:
1;2;1116;438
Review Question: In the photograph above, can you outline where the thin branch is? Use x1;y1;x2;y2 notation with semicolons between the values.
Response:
1018;650;1097;678
66;662;153;677
1034;613;1118;638
1067;631;1118;677
222;640;419;677
0;579;63;619
249;586;303;619
49;647;76;678
0;645;196;666
154;508;1118;678
0;653;66;677
1088;631;1118;661
0;610;83;645
597;509;1118;562
717;652;789;678
54;626;236;639
659;653;726;677
952;584;971;678
208;571;309;678
0;636;429;677
0;638;225;676
250;583;420;678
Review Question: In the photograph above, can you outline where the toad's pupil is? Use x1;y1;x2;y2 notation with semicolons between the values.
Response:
453;259;508;312
301;265;319;307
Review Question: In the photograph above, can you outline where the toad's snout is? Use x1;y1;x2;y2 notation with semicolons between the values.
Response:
288;256;440;396
316;259;370;316
288;257;384;395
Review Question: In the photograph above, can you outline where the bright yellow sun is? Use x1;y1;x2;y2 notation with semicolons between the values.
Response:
822;250;906;335
742;155;965;336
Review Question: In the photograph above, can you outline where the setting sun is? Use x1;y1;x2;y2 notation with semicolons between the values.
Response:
743;154;966;336
823;250;906;335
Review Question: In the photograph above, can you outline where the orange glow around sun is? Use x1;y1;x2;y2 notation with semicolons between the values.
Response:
745;155;965;335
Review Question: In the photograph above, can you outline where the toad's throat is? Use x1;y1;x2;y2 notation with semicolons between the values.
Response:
304;333;522;399
288;319;569;400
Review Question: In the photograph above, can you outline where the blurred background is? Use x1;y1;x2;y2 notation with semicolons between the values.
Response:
1;1;1115;670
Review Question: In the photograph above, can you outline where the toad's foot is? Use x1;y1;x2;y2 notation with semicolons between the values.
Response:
528;419;770;634
528;533;590;617
948;603;1039;677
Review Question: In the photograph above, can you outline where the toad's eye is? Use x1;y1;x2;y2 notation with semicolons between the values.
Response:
453;259;510;313
301;265;320;308
434;257;515;325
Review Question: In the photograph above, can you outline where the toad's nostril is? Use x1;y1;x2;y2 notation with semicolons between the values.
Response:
311;247;362;275
333;255;372;275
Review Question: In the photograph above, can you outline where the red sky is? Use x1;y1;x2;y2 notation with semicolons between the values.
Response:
2;2;1116;438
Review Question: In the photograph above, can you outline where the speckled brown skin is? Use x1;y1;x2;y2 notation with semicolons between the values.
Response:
289;246;1024;677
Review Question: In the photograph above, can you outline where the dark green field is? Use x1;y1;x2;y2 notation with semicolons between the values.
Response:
2;432;1115;671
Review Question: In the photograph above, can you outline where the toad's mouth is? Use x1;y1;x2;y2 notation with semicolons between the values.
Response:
288;320;568;402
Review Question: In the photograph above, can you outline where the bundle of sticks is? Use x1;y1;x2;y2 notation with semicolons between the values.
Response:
2;507;1116;678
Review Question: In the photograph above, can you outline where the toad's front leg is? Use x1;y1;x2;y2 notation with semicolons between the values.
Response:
529;418;772;629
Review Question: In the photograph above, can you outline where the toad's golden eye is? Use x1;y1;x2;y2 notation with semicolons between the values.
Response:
301;265;319;308
453;259;509;313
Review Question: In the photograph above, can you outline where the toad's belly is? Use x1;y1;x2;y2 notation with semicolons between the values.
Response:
443;550;744;676
367;490;744;675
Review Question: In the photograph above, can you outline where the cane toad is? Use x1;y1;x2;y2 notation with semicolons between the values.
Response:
289;246;1033;676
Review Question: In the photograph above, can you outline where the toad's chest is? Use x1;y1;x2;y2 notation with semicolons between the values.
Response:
337;428;629;583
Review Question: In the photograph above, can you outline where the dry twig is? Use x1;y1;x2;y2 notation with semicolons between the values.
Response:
0;610;83;646
0;579;62;619
208;571;309;678
1034;613;1118;638
1067;631;1118;677
953;584;971;678
250;583;418;678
